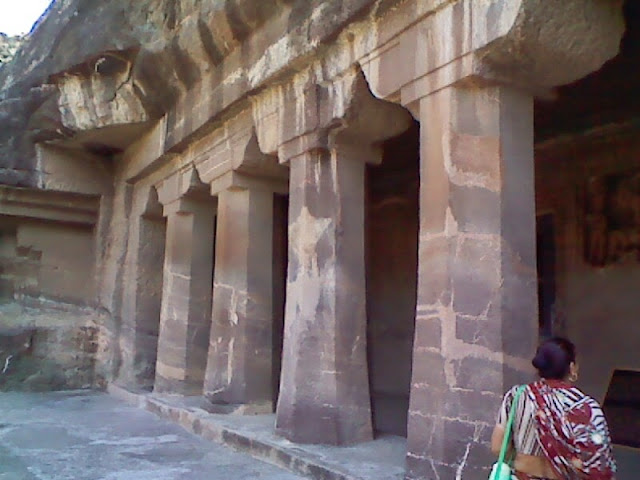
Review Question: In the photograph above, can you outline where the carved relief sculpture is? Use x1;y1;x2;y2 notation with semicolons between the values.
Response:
585;171;640;266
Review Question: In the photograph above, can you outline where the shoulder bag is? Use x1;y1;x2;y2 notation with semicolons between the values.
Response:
490;385;526;480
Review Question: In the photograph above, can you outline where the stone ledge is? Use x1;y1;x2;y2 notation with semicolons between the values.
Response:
0;185;101;226
200;399;273;416
108;384;405;480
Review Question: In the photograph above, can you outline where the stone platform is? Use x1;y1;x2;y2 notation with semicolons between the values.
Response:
0;390;306;480
109;385;406;480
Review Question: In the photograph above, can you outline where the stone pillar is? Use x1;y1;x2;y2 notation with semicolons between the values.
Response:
132;214;166;385
117;186;166;391
405;85;538;479
203;182;276;413
154;196;216;395
119;207;166;390
275;137;373;445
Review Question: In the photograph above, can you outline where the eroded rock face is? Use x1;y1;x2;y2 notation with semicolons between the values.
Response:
0;0;165;187
0;34;23;65
0;303;100;391
0;0;383;187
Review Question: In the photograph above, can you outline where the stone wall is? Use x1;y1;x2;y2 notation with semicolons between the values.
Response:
0;213;97;305
0;213;102;392
15;220;95;303
0;302;102;391
0;185;103;391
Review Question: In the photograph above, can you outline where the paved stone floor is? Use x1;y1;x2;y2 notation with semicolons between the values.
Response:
0;391;306;480
111;386;406;480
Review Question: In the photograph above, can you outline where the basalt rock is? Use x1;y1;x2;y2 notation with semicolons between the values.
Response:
0;0;382;187
0;34;23;65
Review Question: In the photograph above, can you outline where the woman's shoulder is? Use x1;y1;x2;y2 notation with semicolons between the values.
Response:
507;383;531;393
571;388;605;410
502;384;528;401
531;381;605;410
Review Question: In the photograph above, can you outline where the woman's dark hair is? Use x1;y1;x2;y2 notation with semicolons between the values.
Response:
532;337;576;380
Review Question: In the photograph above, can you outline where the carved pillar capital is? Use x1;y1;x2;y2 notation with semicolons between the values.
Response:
277;68;412;164
155;165;211;207
195;120;288;181
395;0;624;112
193;124;288;195
161;195;217;217
134;186;163;220
209;171;288;196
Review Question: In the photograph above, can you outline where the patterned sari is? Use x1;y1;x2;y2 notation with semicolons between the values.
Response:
525;380;616;480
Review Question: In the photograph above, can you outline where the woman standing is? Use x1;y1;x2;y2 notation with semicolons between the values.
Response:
491;337;617;479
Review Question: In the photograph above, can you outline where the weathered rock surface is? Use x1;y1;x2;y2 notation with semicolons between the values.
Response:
0;302;100;391
0;34;23;65
0;0;386;188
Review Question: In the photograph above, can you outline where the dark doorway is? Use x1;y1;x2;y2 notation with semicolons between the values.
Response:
365;122;419;437
135;212;167;391
272;194;288;410
0;218;17;302
536;214;556;339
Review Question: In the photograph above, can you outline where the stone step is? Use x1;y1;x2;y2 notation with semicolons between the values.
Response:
108;384;405;480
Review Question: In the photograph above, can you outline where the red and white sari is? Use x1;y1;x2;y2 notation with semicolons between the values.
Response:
526;380;617;480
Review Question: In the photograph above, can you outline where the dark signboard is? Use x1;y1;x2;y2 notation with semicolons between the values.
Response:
602;369;640;449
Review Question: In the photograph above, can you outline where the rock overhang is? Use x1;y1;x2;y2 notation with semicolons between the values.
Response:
0;0;626;189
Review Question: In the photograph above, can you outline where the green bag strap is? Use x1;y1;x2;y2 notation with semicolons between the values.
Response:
496;385;526;470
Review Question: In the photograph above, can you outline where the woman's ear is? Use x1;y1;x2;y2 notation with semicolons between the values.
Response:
569;361;579;382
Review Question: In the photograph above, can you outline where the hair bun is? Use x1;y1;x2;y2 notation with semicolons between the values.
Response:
531;337;576;380
532;351;550;371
